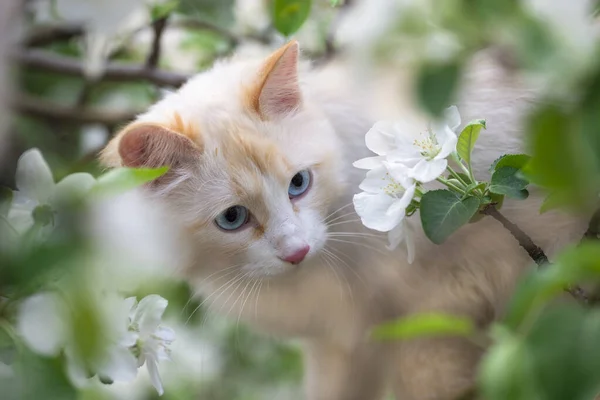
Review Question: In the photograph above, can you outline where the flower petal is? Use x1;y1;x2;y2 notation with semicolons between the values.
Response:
444;105;461;131
365;121;397;155
6;207;34;234
387;219;415;264
52;173;96;205
433;125;458;160
353;156;385;170
387;221;406;251
145;356;164;396
15;149;54;204
353;192;402;232
383;162;415;191
98;346;138;383
408;159;448;183
17;293;66;356
133;295;168;337
358;166;387;193
64;347;91;388
154;326;176;343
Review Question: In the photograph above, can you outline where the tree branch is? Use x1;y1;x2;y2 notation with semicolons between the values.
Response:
481;204;589;304
13;49;190;87
481;205;548;266
11;93;141;124
146;17;168;69
22;24;84;47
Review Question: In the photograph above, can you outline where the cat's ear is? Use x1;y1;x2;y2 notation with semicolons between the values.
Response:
246;40;302;119
100;123;202;169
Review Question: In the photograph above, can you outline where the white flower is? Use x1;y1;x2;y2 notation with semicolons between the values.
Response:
7;149;95;235
354;106;461;183
387;218;415;263
128;295;175;396
353;162;416;262
17;291;138;387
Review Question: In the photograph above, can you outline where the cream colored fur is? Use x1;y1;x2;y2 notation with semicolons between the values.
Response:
100;42;588;400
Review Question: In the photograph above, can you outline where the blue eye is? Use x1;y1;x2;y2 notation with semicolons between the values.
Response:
288;170;311;198
215;205;249;231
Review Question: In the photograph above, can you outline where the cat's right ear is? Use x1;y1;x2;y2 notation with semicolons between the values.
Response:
99;123;202;169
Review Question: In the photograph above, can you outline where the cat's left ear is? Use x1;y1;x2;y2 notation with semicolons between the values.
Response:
246;40;302;120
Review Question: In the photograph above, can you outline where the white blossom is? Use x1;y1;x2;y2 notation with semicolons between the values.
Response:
17;291;139;387
353;162;416;262
127;295;175;396
7;149;95;235
354;106;461;183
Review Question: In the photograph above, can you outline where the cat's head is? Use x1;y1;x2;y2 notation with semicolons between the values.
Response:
100;41;347;279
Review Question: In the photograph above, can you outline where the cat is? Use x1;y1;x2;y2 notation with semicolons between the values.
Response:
100;41;588;400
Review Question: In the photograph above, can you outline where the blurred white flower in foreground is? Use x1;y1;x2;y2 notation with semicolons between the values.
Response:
353;163;416;261
17;291;138;386
128;295;175;396
87;189;181;291
7;148;95;235
17;291;174;396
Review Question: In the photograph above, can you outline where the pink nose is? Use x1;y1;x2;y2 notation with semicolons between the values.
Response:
280;245;310;264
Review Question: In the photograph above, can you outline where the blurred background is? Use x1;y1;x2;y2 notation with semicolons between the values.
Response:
1;0;600;399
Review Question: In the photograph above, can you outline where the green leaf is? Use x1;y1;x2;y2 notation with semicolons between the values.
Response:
272;0;312;36
490;154;531;172
372;313;474;341
522;105;599;211
150;0;179;20
526;305;600;400
420;190;481;244
91;167;169;196
457;119;486;169
416;61;462;117
0;187;13;217
479;329;536;400
502;243;600;331
539;191;572;214
490;166;529;199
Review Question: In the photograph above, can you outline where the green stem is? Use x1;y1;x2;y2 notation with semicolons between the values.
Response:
437;177;466;194
451;152;472;177
446;166;469;185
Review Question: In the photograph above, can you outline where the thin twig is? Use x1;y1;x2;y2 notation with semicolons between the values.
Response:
13;49;190;87
481;204;589;304
146;16;169;69
11;93;141;124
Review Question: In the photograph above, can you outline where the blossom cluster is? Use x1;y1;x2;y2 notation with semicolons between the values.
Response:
352;106;462;262
2;149;175;396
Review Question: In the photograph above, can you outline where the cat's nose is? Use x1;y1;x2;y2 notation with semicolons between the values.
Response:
280;245;310;264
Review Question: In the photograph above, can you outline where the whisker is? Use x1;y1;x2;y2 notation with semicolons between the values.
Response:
324;203;354;222
326;218;362;228
191;271;248;326
186;271;243;326
254;279;263;319
328;232;384;239
180;264;242;317
326;210;358;225
325;245;368;287
238;278;260;327
327;238;387;255
320;251;343;300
